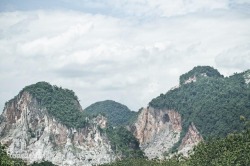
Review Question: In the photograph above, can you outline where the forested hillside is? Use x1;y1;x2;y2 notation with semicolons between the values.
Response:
84;101;143;157
179;66;223;85
2;82;143;162
105;126;145;158
84;100;137;126
101;118;250;166
149;66;250;144
15;82;88;128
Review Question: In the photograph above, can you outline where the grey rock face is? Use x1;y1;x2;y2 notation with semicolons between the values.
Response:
131;107;202;158
0;92;114;165
131;107;182;159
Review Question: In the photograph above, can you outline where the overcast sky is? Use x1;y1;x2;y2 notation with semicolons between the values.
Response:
0;0;250;112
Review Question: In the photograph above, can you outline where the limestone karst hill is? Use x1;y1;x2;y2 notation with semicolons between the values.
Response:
1;66;250;165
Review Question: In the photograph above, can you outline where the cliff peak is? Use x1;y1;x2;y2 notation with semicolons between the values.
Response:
179;66;223;85
7;82;84;128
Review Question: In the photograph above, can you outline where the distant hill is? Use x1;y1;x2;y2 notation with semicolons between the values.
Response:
84;100;137;126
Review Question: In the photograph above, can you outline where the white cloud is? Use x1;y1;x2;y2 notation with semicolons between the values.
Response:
0;2;250;112
215;44;250;72
107;0;229;17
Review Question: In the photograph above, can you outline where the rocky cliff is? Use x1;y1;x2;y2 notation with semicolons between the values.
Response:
131;107;202;159
0;91;114;165
178;123;203;155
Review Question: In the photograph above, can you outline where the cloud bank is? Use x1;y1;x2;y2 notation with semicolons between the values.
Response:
0;0;250;111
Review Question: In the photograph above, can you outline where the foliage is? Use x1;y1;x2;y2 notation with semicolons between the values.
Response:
187;118;250;166
100;156;186;166
102;119;250;166
0;143;27;166
149;67;250;150
84;100;137;127
179;66;223;85
105;126;145;158
20;82;88;128
30;161;56;166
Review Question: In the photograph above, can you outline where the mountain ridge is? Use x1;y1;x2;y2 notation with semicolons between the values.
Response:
1;66;250;165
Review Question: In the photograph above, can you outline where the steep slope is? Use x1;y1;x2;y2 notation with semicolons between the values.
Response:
0;82;114;165
84;100;137;127
20;82;86;128
131;107;183;159
150;67;250;140
101;120;250;166
132;66;250;158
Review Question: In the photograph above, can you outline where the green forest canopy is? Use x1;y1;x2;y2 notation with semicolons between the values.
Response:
84;100;137;126
7;82;141;158
179;66;223;85
17;82;88;128
150;66;250;144
101;118;250;166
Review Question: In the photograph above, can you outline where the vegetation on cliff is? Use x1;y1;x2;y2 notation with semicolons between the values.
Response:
0;145;56;166
84;100;137;126
20;82;89;128
187;117;250;166
105;126;145;158
100;157;185;166
0;143;27;166
3;82;144;162
2;119;249;166
16;82;137;128
101;118;250;166
31;161;56;166
149;67;250;146
179;66;223;85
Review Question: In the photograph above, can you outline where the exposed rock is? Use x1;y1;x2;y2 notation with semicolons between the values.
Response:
131;107;182;159
184;76;197;84
178;123;203;156
170;85;180;90
0;91;115;165
131;107;203;159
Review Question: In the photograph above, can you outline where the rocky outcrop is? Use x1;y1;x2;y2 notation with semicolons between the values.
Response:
178;123;203;156
0;91;114;165
184;76;197;84
131;107;203;159
131;107;182;159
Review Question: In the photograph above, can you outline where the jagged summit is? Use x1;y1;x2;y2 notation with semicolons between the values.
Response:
179;66;223;85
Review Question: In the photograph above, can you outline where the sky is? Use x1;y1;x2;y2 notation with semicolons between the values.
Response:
0;0;250;112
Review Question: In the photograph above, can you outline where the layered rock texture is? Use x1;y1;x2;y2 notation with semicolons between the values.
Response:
131;107;201;159
0;91;114;165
